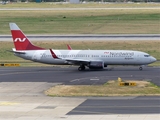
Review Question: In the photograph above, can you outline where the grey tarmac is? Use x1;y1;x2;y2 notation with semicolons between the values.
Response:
0;34;160;41
0;66;159;120
68;96;160;115
0;66;159;86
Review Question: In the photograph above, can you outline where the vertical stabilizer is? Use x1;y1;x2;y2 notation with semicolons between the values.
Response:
9;23;44;50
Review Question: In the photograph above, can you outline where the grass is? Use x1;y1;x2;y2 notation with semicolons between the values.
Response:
0;40;159;63
0;9;160;34
45;80;160;97
1;2;160;8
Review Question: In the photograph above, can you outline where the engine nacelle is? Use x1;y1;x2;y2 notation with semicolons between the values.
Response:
88;61;104;69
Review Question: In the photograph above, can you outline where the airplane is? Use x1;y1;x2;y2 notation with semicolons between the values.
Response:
9;23;157;71
67;44;72;50
67;44;90;50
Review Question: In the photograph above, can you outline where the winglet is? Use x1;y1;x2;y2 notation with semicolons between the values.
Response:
9;23;45;50
49;49;59;59
67;44;72;50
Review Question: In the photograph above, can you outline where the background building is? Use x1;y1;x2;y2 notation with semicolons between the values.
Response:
69;0;80;4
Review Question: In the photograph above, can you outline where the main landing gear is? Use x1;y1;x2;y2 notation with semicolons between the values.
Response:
78;65;85;71
139;66;143;71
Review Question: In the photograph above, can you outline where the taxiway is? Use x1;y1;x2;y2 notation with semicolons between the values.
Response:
0;66;159;86
0;66;159;120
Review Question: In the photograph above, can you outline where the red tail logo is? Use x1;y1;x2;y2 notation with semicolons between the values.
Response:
14;38;26;42
10;23;44;51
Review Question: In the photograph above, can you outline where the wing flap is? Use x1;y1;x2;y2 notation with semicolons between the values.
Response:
65;58;90;62
64;58;103;65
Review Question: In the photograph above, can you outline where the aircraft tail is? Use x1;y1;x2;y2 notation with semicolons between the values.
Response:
9;23;44;50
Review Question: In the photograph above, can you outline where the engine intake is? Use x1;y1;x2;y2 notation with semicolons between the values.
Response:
89;61;104;69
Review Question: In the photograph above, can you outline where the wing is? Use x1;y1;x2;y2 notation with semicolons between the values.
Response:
64;58;90;65
67;44;72;50
49;49;91;65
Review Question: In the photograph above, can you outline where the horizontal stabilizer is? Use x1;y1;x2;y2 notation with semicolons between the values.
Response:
7;49;26;54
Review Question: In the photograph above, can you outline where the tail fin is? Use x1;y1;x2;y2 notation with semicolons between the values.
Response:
9;23;44;50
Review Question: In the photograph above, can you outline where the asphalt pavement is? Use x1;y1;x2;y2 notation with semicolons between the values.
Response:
0;66;159;119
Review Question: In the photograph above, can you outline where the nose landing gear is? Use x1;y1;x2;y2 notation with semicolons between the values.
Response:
139;66;143;71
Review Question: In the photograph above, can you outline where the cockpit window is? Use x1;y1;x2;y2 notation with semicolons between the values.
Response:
144;55;150;57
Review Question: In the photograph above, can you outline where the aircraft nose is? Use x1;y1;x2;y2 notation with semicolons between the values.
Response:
151;57;157;62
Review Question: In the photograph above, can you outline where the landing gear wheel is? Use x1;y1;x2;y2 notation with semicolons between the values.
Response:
78;65;85;71
139;67;143;71
78;67;82;71
81;66;85;70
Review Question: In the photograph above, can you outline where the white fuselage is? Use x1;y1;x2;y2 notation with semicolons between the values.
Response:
14;49;156;66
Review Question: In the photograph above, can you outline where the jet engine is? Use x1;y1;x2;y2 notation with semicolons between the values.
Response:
88;61;104;69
